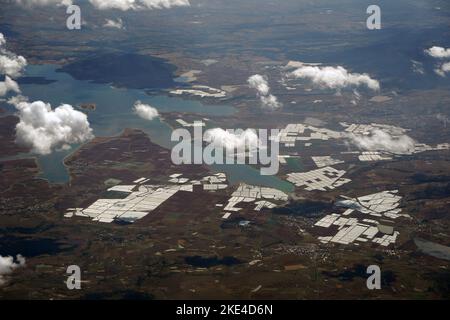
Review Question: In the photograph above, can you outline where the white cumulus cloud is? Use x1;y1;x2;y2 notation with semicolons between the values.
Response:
14;100;94;155
14;0;72;6
13;0;190;10
247;74;282;110
0;76;21;97
260;94;282;110
7;94;29;107
133;100;159;120
425;46;450;77
89;0;136;10
0;34;92;156
288;65;380;91
0;53;27;78
204;128;259;152
425;46;450;59
434;62;450;77
0;34;28;79
0;255;25;286
138;0;190;9
103;18;125;29
88;0;190;11
248;74;270;96
347;129;415;154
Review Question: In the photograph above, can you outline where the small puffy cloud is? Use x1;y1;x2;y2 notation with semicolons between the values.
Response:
88;0;190;11
0;51;28;78
411;60;425;75
288;65;380;91
260;94;282;110
0;255;25;286
434;62;450;77
89;0;136;10
204;128;259;152
7;94;29;107
425;46;450;59
138;0;190;9
347;129;415;154
425;46;450;77
248;74;270;96
14;0;72;6
0;76;21;97
133;100;159;120
15;100;94;155
14;0;190;10
247;74;282;110
103;18;125;29
0;33;28;78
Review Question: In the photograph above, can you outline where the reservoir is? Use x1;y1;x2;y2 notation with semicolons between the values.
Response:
4;64;293;193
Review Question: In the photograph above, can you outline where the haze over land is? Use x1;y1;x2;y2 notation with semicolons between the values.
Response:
0;0;450;300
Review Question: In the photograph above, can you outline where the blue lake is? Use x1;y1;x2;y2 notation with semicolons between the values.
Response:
3;64;293;193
